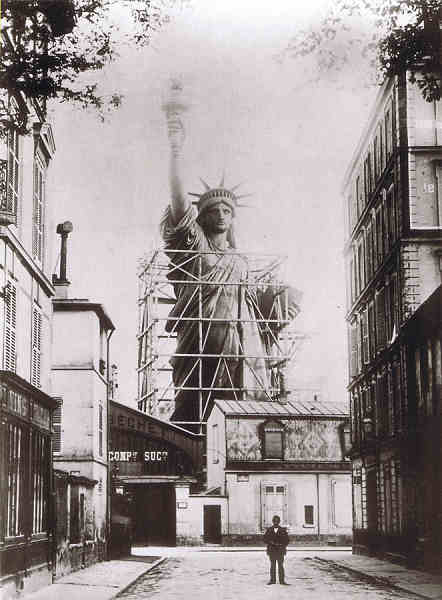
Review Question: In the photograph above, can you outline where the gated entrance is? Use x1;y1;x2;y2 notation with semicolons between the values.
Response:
131;483;176;546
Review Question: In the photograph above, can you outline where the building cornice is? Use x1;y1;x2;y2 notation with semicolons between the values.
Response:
342;77;397;194
52;298;115;331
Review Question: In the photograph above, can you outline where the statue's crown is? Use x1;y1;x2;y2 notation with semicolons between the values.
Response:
188;176;250;215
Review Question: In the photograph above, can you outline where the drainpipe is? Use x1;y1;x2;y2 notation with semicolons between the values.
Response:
316;473;320;542
105;327;115;560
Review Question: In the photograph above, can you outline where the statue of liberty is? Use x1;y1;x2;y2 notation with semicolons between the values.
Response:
160;81;301;426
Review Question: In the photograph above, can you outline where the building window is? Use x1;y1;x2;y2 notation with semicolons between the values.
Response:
362;308;369;365
364;153;373;201
3;281;17;372
379;122;385;172
304;505;314;526
3;126;20;224
349;319;359;378
385;105;393;160
357;238;365;292
31;430;50;534
365;222;373;282
98;404;103;457
53;397;63;454
262;420;284;460
6;420;26;537
356;174;362;219
375;204;384;267
368;300;376;359
375;287;386;351
31;307;43;388
261;482;287;528
212;423;219;464
32;154;46;264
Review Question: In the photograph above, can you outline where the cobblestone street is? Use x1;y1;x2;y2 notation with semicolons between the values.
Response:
117;551;417;600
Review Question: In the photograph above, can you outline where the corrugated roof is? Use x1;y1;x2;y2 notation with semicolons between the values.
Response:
213;399;349;417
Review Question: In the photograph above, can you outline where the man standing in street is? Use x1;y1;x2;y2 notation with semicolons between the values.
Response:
263;515;290;585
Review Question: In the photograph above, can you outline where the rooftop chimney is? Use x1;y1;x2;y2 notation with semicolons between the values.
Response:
53;221;73;299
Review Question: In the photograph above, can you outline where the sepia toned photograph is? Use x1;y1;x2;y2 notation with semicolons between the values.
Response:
0;1;441;598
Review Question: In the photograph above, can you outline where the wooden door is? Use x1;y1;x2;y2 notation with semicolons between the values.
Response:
203;505;221;543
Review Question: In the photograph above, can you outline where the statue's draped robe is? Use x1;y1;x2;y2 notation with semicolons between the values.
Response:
161;205;299;422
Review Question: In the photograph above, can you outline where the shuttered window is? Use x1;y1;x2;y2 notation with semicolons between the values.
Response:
32;156;46;264
375;287;386;351
365;222;373;281
385;105;393;160
362;308;369;365
98;404;103;457
53;397;63;454
6;127;20;217
4;281;17;372
350;320;358;378
368;300;376;359
31;307;43;388
261;482;288;528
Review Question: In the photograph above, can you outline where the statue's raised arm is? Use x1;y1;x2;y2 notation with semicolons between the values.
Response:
162;80;189;225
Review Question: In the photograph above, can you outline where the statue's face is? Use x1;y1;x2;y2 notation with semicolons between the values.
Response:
202;202;233;234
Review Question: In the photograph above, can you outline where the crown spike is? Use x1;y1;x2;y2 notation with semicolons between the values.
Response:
188;192;203;198
230;182;245;193
219;172;225;188
235;193;253;200
199;177;211;191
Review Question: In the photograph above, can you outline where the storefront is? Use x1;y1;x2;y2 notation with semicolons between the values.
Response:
0;371;57;596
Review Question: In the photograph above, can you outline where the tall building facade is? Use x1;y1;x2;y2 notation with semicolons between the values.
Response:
343;71;442;570
0;59;59;600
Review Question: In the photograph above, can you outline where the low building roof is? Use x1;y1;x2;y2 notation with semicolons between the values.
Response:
213;398;348;417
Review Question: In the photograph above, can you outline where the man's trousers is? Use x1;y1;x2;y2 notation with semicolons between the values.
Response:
268;553;285;583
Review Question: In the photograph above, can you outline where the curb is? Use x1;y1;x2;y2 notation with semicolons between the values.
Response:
314;557;432;600
114;557;167;598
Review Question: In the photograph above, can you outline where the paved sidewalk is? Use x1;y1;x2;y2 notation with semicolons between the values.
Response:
132;544;352;554
317;554;442;600
22;556;164;600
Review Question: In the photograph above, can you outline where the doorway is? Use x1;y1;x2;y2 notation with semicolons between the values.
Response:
203;505;222;543
131;484;176;546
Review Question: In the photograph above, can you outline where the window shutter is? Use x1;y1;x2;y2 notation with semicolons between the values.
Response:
53;397;63;454
98;404;103;457
32;158;45;264
375;288;386;350
368;300;376;359
31;307;42;388
362;308;369;364
350;321;358;378
4;281;17;372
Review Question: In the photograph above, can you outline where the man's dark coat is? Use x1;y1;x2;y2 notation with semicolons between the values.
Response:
263;525;289;555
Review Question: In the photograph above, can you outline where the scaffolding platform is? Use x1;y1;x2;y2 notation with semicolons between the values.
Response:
137;248;302;434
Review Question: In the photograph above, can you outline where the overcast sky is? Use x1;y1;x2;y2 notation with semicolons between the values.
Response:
50;0;379;406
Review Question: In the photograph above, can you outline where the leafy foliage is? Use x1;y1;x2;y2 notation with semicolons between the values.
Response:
281;0;441;101
0;0;182;134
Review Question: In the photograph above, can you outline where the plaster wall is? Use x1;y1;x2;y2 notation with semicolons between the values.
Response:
226;472;352;538
175;484;227;545
206;405;227;491
52;310;100;368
